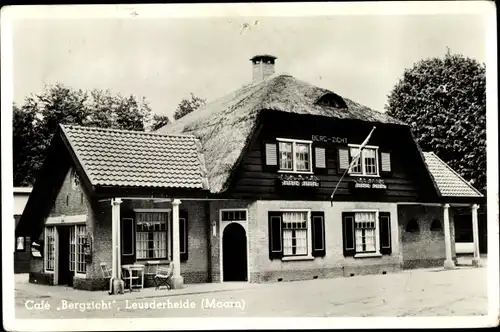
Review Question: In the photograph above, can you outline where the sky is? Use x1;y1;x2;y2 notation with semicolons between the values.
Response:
10;7;488;120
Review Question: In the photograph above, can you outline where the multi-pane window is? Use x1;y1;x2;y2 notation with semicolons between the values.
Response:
349;145;379;176
282;212;308;256
279;142;293;170
136;212;168;260
278;139;312;173
221;210;247;222
295;143;310;171
355;212;377;253
45;227;55;271
69;225;86;274
76;225;86;273
69;227;76;272
363;149;377;175
349;147;362;174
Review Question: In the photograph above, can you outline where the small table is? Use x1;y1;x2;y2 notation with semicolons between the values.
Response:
121;264;145;291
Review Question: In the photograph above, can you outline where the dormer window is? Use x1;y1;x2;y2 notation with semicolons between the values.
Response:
277;138;312;173
316;93;347;108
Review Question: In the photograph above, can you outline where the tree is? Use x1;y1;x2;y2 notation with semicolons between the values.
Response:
13;83;153;187
385;52;486;193
151;114;171;131
13;103;38;186
173;93;206;120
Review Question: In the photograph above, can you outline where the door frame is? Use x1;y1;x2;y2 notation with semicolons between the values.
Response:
219;208;249;282
43;217;87;284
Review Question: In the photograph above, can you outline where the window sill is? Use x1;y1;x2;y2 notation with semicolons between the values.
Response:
282;256;314;261
354;253;382;258
349;174;380;178
278;170;314;175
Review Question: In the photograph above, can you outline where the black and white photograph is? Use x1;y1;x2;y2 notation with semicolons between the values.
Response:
1;2;498;330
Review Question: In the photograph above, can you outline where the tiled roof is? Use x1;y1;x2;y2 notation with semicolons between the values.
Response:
422;152;483;198
61;125;209;190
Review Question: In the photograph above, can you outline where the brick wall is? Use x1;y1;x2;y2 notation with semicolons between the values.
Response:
29;167;94;284
49;168;89;217
398;205;457;269
250;201;401;283
91;199;210;287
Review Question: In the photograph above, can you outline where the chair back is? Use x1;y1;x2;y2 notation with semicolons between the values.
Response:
156;263;173;277
100;262;111;278
146;260;161;275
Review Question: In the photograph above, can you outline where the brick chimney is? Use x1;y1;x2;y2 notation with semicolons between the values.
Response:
250;54;277;83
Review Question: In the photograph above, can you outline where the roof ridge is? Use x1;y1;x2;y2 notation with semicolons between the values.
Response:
157;74;292;133
61;124;197;139
426;151;483;196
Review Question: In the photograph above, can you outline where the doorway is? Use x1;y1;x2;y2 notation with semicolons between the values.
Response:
57;226;74;286
222;223;248;282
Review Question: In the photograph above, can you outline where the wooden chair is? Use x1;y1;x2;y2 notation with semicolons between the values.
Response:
100;262;112;280
154;263;173;290
100;262;112;293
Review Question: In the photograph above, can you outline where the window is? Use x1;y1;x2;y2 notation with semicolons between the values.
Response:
268;210;326;260
136;212;168;260
354;212;377;253
70;228;76;272
348;145;379;176
69;225;87;274
342;211;392;257
76;225;86;273
315;93;347;108
16;237;25;251
278;139;312;173
45;227;55;271
221;210;247;222
282;212;308;256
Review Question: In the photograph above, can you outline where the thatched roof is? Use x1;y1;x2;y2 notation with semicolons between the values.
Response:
157;74;405;193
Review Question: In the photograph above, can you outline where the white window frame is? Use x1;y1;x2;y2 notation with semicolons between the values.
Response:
44;226;56;273
351;209;382;258
75;225;87;276
134;209;171;261
279;209;314;261
68;225;87;277
277;138;313;174
348;144;380;177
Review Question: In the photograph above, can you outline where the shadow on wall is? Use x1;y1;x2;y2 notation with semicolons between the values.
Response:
398;205;455;269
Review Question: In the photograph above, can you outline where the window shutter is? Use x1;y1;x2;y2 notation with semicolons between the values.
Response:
342;212;355;257
380;151;392;176
262;141;278;172
379;212;392;255
179;210;188;261
311;211;326;257
121;218;134;256
337;147;350;174
313;146;327;174
268;212;283;260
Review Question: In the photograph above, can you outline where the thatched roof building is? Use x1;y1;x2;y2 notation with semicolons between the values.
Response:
157;61;405;194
